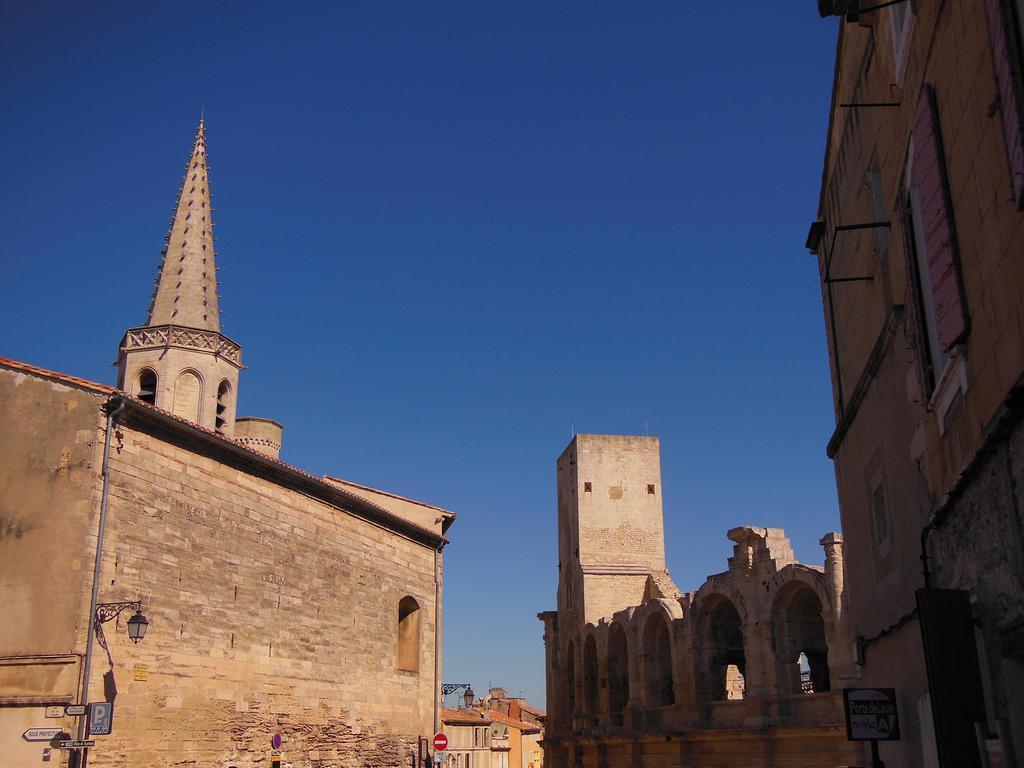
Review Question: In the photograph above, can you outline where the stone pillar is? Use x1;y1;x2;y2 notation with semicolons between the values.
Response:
741;619;771;699
596;632;610;734
820;532;857;687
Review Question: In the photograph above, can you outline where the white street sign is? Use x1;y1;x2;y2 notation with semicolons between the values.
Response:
23;728;64;742
65;705;86;716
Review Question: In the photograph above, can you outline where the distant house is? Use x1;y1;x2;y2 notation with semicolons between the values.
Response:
441;708;494;768
441;694;544;768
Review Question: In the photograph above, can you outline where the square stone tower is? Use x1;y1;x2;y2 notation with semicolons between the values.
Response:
556;434;666;628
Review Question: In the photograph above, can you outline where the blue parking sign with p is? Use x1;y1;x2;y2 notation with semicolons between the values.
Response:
88;702;113;736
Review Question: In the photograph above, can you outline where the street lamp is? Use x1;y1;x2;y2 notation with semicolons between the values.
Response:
441;683;475;708
71;600;150;768
126;609;149;644
94;601;150;664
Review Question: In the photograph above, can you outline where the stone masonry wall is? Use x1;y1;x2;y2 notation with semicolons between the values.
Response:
85;418;440;767
0;369;106;767
573;435;664;570
929;411;1024;737
0;370;103;657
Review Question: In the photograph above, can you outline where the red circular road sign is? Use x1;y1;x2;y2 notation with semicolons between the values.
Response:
271;732;282;749
433;733;448;751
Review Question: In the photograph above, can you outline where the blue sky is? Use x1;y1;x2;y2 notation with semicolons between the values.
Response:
1;3;839;708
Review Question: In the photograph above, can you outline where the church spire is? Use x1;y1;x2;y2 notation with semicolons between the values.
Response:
147;116;220;330
118;117;242;436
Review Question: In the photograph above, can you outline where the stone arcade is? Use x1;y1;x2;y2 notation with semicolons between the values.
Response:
539;435;861;768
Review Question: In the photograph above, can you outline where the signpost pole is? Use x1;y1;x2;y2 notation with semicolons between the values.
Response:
870;740;884;768
73;399;124;768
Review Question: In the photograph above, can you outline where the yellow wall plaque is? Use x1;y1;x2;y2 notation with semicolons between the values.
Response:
133;664;149;681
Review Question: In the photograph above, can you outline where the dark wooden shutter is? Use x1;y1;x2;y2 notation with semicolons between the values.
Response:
916;588;987;768
985;0;1024;208
911;87;969;352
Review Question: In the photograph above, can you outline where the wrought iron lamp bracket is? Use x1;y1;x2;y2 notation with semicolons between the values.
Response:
95;600;142;625
93;601;143;669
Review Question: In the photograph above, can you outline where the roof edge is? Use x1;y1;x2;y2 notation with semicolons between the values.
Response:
0;356;447;550
323;475;456;519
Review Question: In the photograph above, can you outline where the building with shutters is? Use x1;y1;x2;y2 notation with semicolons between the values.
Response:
0;119;455;767
538;434;862;768
440;708;495;768
439;702;542;768
806;2;1024;766
477;690;544;768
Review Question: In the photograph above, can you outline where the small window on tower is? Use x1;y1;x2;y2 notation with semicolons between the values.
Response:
216;380;231;434
647;484;656;495
584;482;592;493
137;370;157;405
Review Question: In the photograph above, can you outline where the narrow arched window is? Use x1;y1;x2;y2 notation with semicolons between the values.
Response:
397;596;421;672
137;369;157;405
216;379;231;433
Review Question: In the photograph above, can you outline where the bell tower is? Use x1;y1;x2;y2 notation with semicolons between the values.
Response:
117;118;243;436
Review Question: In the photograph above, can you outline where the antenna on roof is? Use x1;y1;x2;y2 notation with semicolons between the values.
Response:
570;421;575;438
644;418;649;435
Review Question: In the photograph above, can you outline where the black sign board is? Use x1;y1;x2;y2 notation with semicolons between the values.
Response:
843;688;900;741
58;739;95;749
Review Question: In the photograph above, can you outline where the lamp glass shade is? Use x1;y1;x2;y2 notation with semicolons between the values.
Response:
127;610;149;644
463;687;474;708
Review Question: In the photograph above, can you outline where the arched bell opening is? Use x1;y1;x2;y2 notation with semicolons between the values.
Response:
137;368;158;405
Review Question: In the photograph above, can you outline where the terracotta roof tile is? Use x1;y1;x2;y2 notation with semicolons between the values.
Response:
441;707;492;725
485;710;541;733
0;356;115;395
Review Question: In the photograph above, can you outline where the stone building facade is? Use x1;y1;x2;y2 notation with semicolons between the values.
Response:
806;2;1024;766
479;691;544;768
0;120;454;767
440;703;541;768
539;435;861;768
441;708;494;768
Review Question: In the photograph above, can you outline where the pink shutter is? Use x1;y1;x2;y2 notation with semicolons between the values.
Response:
911;87;969;351
985;0;1024;206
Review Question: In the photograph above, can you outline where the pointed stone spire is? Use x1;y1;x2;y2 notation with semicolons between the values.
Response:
118;117;243;436
147;116;220;330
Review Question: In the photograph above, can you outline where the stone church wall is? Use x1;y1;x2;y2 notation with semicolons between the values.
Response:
0;370;106;767
0;364;443;768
